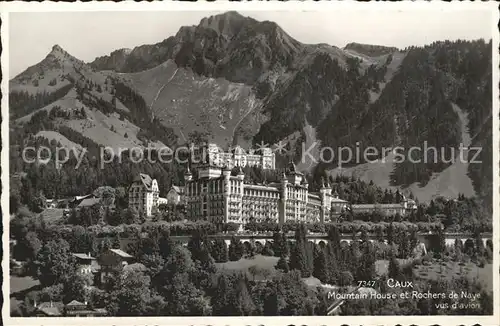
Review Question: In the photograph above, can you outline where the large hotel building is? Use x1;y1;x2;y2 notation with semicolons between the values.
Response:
195;143;276;170
129;145;416;223
182;162;348;225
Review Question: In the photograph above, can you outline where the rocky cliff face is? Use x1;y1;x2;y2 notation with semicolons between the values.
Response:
90;48;132;72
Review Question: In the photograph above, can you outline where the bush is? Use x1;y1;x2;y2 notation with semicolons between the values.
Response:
338;271;354;286
412;258;422;266
261;242;274;256
222;222;240;233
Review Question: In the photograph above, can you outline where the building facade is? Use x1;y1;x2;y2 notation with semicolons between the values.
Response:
182;162;346;226
128;164;416;226
71;253;96;275
166;186;184;205
350;199;417;217
98;248;134;285
195;143;275;170
128;173;159;217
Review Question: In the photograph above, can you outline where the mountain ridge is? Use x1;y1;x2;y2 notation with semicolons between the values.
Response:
9;12;492;208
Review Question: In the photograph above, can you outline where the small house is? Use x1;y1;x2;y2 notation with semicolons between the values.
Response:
72;253;97;275
32;301;64;317
64;300;108;317
98;249;134;285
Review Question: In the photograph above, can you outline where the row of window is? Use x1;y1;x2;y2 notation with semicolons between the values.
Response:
243;190;280;198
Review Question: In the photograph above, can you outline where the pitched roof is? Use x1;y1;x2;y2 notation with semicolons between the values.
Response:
308;193;321;200
133;173;154;190
109;248;133;258
77;198;101;207
352;203;404;209
66;300;85;306
123;263;147;273
72;253;95;260
287;161;304;175
36;302;63;316
245;184;279;192
73;194;94;201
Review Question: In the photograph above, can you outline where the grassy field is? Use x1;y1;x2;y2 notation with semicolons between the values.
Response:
375;258;413;276
217;256;417;283
413;260;493;291
10;276;41;312
39;208;65;224
216;255;279;280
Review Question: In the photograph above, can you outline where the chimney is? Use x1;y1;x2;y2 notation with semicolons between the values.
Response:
50;300;53;307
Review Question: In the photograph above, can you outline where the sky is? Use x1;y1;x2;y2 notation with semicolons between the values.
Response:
9;9;493;78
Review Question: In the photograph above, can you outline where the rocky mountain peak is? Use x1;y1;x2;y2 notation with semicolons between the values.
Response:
198;11;255;37
49;44;70;57
46;44;83;65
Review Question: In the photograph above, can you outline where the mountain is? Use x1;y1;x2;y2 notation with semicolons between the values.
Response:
90;48;132;72
9;11;493;209
90;11;302;86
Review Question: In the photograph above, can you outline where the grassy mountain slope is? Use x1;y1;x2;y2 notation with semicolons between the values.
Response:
115;60;263;147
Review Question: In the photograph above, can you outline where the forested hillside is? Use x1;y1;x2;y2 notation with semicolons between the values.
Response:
9;11;492;209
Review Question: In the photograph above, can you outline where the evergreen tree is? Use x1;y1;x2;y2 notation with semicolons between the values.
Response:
305;241;314;277
327;225;341;256
388;254;402;281
228;236;244;261
275;254;289;273
111;237;121;249
97;237;112;253
474;233;485;258
387;222;395;245
159;230;174;260
212;273;235;315
358;242;377;282
454;238;464;260
261;241;275;256
435;227;447;257
234;274;255;316
187;229;206;262
324;243;338;284
272;231;289;257
211;238;229;263
312;245;328;283
289;239;308;277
